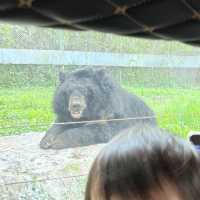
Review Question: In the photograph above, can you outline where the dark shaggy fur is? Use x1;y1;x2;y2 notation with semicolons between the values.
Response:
40;68;157;149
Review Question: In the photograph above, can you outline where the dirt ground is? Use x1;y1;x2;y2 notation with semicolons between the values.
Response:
0;132;104;200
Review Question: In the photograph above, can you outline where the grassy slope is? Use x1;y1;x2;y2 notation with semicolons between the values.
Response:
0;86;200;137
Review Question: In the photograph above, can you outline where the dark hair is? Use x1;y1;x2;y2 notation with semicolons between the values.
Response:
85;124;200;200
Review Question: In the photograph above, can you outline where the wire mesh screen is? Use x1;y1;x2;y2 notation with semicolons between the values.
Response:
0;23;200;199
1;65;200;137
0;175;87;200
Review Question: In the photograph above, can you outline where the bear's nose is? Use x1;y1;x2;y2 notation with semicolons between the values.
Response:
72;103;81;112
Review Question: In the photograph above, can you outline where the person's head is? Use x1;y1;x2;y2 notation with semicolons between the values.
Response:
85;124;200;200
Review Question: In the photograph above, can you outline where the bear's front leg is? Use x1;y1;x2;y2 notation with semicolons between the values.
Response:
46;124;112;149
40;123;66;149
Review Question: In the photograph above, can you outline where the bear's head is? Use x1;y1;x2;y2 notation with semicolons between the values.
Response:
54;68;116;121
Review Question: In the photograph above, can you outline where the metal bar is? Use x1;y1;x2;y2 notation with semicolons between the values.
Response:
0;49;199;68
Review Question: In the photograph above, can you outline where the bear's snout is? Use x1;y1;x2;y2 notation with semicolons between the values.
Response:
68;94;86;119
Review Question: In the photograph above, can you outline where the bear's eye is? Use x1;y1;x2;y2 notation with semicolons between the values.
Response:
87;88;94;97
61;91;68;101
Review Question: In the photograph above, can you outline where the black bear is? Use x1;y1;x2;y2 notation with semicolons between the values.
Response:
40;67;157;149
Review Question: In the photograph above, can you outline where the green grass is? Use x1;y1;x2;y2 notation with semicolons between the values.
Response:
0;87;54;135
1;86;200;138
125;86;200;137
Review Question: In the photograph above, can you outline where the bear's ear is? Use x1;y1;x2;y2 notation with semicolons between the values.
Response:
94;69;106;81
59;72;66;84
74;67;93;78
94;69;114;92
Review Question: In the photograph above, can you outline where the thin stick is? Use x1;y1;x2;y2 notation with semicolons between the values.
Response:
0;116;156;129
